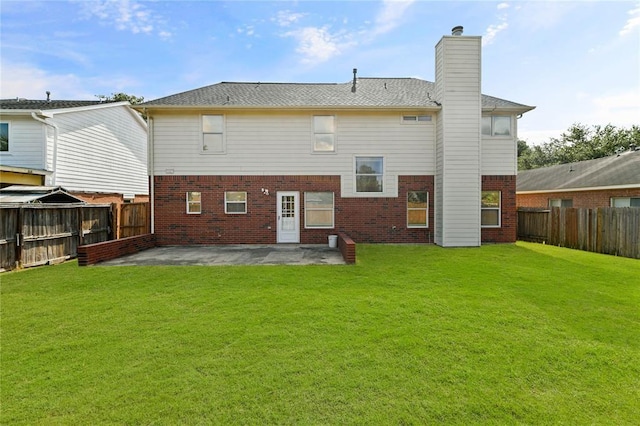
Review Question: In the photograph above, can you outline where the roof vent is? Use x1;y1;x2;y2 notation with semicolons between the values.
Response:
351;68;357;93
46;91;51;102
451;26;463;36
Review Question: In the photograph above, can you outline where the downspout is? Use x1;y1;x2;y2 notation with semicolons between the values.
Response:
146;111;155;234
31;112;59;185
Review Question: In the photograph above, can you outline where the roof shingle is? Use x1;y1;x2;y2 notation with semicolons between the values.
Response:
139;78;534;111
517;150;640;192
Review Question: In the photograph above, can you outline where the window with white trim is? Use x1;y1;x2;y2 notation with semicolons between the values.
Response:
313;115;335;152
481;191;501;227
225;191;247;214
611;197;640;207
402;115;432;124
355;157;383;193
186;192;201;214
549;199;573;208
304;192;334;228
407;191;428;228
202;115;225;153
482;116;511;136
0;122;9;152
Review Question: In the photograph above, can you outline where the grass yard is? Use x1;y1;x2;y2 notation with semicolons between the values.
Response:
1;242;639;424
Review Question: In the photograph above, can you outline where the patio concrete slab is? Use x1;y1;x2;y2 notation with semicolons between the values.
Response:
98;244;345;266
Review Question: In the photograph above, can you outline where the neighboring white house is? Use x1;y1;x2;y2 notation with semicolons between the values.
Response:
0;98;148;203
135;27;534;247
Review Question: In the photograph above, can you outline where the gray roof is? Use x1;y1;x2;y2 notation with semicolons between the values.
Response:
517;150;640;192
0;99;114;110
0;185;85;204
139;78;534;112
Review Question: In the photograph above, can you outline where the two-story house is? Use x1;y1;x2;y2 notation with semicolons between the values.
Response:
0;98;148;204
136;27;534;247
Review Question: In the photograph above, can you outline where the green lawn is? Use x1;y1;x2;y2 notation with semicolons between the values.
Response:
2;242;639;424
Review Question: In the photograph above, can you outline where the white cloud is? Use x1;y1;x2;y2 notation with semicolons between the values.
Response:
589;91;640;127
619;2;640;36
373;0;415;35
483;2;509;46
78;0;171;39
483;21;508;46
284;26;355;65
0;62;139;100
273;10;306;27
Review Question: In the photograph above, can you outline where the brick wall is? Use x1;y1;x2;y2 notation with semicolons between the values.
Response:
517;188;640;209
153;174;514;245
153;175;434;245
78;234;156;266
482;175;517;243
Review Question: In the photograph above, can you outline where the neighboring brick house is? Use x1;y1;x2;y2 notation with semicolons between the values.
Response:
135;27;534;247
0;98;148;204
517;149;640;209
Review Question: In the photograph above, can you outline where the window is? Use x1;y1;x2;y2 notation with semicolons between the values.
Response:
202;115;224;153
611;197;640;207
355;157;383;193
402;115;432;123
481;191;501;227
304;192;334;228
187;192;201;214
225;191;247;214
549;199;573;208
313;115;335;152
0;122;9;152
407;191;428;228
482;116;511;136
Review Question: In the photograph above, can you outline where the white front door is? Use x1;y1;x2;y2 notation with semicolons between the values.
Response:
277;191;300;243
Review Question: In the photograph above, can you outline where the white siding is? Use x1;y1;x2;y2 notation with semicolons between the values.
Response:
481;134;517;175
52;106;148;195
0;116;46;169
152;110;435;197
434;35;482;247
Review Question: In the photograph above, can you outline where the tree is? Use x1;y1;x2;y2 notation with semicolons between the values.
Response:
518;123;640;170
96;92;144;104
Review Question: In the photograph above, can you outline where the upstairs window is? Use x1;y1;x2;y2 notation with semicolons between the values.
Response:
355;157;383;193
0;122;9;152
313;115;335;152
481;191;501;227
407;191;429;228
482;116;511;136
402;115;432;123
202;115;225;153
186;192;201;214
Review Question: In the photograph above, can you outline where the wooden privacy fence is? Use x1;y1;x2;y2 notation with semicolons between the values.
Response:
116;202;150;238
518;207;640;259
0;204;112;271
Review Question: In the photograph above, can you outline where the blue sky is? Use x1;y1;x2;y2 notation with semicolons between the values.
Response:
1;0;638;144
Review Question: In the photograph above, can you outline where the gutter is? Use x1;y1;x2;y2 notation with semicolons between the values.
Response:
517;183;640;194
147;112;155;234
30;112;59;185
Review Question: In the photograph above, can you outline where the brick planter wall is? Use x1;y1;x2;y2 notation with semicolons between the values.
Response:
78;234;156;266
337;232;356;264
